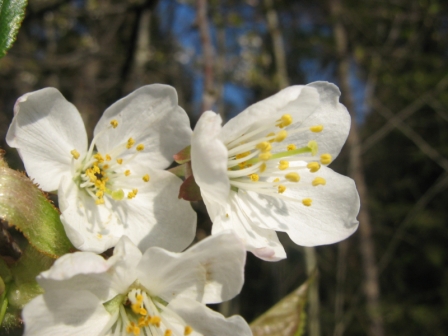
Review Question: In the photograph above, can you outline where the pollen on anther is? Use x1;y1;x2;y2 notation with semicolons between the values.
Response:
127;137;136;149
259;163;267;173
105;154;111;161
278;185;286;193
259;152;272;161
110;119;119;128
275;130;288;142
279;160;289;170
320;153;332;165
116;158;123;164
287;144;296;151
165;330;173;336
310;125;324;133
142;174;150;182
302;198;312;206
124;170;131;176
184;326;193;335
285;172;300;182
312;177;326;186
150;316;161;327
70;149;80;160
273;178;280;183
256;141;272;152
96;199;105;205
250;174;259;182
277;114;293;128
136;144;145;151
307;162;321;173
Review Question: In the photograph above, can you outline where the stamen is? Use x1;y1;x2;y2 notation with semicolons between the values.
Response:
127;137;136;149
70;149;80;159
285;172;300;182
279;160;289;170
278;185;286;193
302;198;312;206
184;326;193;335
312;177;326;186
256;142;272;152
110;119;119;128
287;144;296;151
310;125;323;133
124;170;131;176
266;132;275;143
117;158;123;164
250;174;259;182
106;154;112;161
259;163;267;173
259;152;272;161
275;130;288;142
165;330;173;336
320;153;332;165
142;174;150;182
96;199;105;205
136;144;145;151
276;114;293;128
307;162;321;173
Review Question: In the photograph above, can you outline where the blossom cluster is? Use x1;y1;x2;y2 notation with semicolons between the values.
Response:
5;82;360;335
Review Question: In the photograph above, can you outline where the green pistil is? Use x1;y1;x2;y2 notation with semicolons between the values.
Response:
109;189;124;200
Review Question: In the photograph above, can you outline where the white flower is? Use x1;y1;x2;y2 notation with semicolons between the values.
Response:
191;81;360;261
22;233;252;336
6;85;197;253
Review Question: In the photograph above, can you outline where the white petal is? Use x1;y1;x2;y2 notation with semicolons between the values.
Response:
6;88;87;191
211;191;287;262
168;297;252;336
23;290;111;336
219;85;320;143
191;111;230;206
287;81;351;159
94;84;192;170
58;177;124;253
239;165;360;246
37;252;112;300
120;169;197;252
137;231;246;304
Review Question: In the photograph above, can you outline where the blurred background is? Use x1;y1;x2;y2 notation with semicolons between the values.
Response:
1;0;448;335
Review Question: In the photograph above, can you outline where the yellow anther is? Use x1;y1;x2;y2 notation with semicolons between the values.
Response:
278;185;286;193
133;188;138;195
94;153;104;163
287;144;296;151
142;174;150;182
266;132;276;143
165;330;173;336
128;191;137;199
110;119;118;128
105;154;111;161
307;162;321;173
136;294;143;302
310;125;324;133
259;163;266;173
116;158;123;164
236;151;250;159
250;174;259;182
308;140;318;156
70;149;80;160
302;198;312;206
96;190;104;198
238;162;247;169
184;326;193;335
279;160;289;170
124;170;131;176
259;151;272;161
150;316;161;326
127;137;136;149
275;130;288;142
312;177;326;186
96;198;105;205
126;324;133;333
139;307;147;316
273;178;280;183
277;114;293;128
133;326;140;336
132;303;141;314
285;172;300;182
256;141;272;152
320;153;332;165
136;144;145;151
102;164;109;170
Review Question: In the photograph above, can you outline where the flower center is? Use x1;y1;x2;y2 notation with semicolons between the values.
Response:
103;287;194;336
224;114;331;206
70;120;150;205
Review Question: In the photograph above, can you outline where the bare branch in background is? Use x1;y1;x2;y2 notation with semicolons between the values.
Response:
331;1;384;336
197;0;216;112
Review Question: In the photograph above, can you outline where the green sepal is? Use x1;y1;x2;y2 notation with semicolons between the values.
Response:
103;294;125;314
0;0;28;58
173;145;191;164
0;164;75;258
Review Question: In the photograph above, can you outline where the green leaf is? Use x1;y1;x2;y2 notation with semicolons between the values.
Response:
250;278;311;336
0;0;27;58
0;165;74;258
